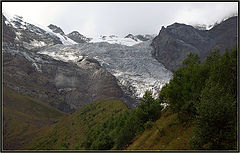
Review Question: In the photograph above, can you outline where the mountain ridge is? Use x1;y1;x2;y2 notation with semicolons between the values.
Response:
151;16;237;71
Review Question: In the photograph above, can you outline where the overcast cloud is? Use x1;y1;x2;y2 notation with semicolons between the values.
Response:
2;2;238;37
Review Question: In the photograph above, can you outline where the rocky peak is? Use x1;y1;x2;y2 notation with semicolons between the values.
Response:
125;34;138;41
125;34;151;42
151;16;237;71
48;24;65;35
136;35;150;41
67;31;91;43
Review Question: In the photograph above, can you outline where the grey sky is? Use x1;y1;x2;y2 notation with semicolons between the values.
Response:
2;2;238;37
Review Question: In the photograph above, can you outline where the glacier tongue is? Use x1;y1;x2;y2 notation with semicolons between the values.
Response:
39;40;173;99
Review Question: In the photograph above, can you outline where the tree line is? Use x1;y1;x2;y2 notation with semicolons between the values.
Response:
82;46;237;150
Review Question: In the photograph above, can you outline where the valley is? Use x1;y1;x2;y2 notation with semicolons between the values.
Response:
2;8;237;151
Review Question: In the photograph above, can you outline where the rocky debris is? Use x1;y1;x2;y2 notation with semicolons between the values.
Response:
151;16;237;71
67;31;91;43
3;43;130;113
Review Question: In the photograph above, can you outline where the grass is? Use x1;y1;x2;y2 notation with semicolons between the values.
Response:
126;108;194;150
3;85;193;151
3;86;66;150
25;99;128;150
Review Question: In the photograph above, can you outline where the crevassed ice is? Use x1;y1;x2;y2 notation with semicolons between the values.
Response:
38;39;173;99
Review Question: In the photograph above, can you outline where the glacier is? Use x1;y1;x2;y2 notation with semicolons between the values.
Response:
38;39;173;99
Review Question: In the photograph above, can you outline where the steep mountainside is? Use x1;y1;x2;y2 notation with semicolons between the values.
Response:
2;15;16;43
38;41;172;101
2;14;92;48
3;15;63;49
3;43;129;112
151;16;237;71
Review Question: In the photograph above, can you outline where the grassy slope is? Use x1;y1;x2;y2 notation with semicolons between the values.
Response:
25;99;128;150
3;86;66;150
127;108;193;150
3;86;193;151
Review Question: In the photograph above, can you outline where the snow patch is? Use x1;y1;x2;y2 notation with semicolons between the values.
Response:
30;40;46;47
90;35;142;46
40;50;81;62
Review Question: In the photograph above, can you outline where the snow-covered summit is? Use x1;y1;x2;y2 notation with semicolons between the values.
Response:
3;14;78;47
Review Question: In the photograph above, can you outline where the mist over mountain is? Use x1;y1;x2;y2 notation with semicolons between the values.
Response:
2;9;237;151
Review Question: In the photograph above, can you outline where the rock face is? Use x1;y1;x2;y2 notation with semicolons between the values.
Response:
7;15;63;49
2;15;16;43
125;34;153;42
151;16;237;71
48;24;65;35
3;43;128;113
125;34;139;41
67;31;91;43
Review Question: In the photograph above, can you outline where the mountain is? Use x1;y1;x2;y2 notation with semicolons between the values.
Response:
47;24;90;45
2;11;237;151
3;13;169;112
67;31;91;43
48;24;65;35
2;14;91;48
47;24;77;45
124;34;139;41
151;16;237;71
38;40;172;101
125;34;153;41
2;14;134;112
3;42;131;112
2;15;63;49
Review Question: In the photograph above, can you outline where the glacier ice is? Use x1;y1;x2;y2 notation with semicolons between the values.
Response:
39;39;173;99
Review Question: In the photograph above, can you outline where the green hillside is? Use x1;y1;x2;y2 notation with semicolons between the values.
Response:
127;109;193;150
25;99;128;150
3;46;236;151
128;47;237;150
3;86;66;150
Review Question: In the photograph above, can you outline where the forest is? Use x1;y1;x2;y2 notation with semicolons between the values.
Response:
83;46;237;150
